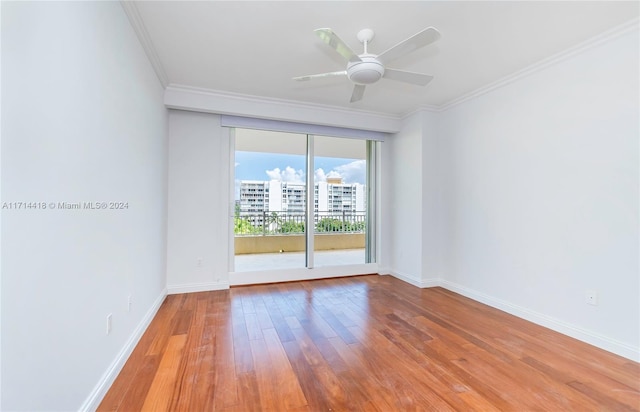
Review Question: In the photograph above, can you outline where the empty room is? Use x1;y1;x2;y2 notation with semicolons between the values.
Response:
1;1;638;411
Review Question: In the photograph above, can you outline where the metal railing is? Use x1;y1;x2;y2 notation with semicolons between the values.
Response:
234;211;366;236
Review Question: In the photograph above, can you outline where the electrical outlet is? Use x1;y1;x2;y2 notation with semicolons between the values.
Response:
196;257;203;268
127;295;132;313
106;314;112;334
585;290;598;306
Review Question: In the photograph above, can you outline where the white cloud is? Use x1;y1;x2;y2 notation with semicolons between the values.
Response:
315;168;344;182
333;160;366;184
314;168;325;182
265;166;305;184
266;161;366;185
314;168;327;182
265;167;282;181
314;161;365;184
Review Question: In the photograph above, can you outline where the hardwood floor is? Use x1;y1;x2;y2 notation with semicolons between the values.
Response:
98;275;640;411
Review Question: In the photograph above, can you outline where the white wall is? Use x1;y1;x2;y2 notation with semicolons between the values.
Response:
385;113;424;285
384;110;442;287
420;112;442;283
0;2;3;406
167;111;380;288
0;2;3;407
438;28;639;359
166;110;230;293
1;2;168;410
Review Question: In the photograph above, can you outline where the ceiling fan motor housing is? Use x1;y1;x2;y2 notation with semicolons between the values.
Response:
347;55;385;85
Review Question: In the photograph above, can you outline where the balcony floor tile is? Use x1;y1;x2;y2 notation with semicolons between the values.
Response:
234;248;365;272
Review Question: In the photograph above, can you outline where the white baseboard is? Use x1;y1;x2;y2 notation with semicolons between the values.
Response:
167;280;230;294
377;267;392;276
80;288;167;412
383;272;639;362
388;270;439;289
439;280;640;362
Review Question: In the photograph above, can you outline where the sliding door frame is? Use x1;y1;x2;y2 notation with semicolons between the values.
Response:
305;134;315;269
365;140;377;264
229;128;380;285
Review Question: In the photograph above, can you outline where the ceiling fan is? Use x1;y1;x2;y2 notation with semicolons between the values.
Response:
293;27;441;103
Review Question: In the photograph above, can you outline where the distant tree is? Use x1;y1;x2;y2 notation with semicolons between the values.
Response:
316;218;344;232
349;221;366;233
234;217;260;235
315;217;366;233
279;220;305;234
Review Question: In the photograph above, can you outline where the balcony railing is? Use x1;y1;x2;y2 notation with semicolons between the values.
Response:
234;211;366;236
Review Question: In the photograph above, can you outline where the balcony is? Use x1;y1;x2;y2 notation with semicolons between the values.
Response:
235;248;365;272
234;211;366;271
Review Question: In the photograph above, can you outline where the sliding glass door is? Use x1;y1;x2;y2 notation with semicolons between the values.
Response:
313;135;367;267
232;128;376;274
234;129;307;272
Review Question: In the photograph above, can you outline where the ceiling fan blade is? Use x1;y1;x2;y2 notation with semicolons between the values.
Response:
350;84;366;103
377;27;441;65
383;68;434;86
315;28;362;63
293;71;347;81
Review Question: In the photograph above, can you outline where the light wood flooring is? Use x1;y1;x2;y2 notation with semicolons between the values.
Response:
99;274;639;411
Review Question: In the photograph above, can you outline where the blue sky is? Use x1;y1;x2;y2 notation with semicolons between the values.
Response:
235;151;366;185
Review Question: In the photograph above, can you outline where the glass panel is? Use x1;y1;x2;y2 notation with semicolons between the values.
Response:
233;129;307;272
313;136;367;267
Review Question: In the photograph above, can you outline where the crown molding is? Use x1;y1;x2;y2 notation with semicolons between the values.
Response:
120;1;169;88
164;84;403;133
401;105;442;121
123;5;636;127
409;104;442;115
439;17;639;112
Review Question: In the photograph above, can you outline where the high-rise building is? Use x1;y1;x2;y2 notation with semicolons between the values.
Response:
237;179;365;226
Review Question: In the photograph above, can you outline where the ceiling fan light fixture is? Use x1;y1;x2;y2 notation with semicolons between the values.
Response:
294;27;441;102
347;57;385;85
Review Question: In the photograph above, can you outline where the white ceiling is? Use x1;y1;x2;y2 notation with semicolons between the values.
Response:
133;1;638;116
